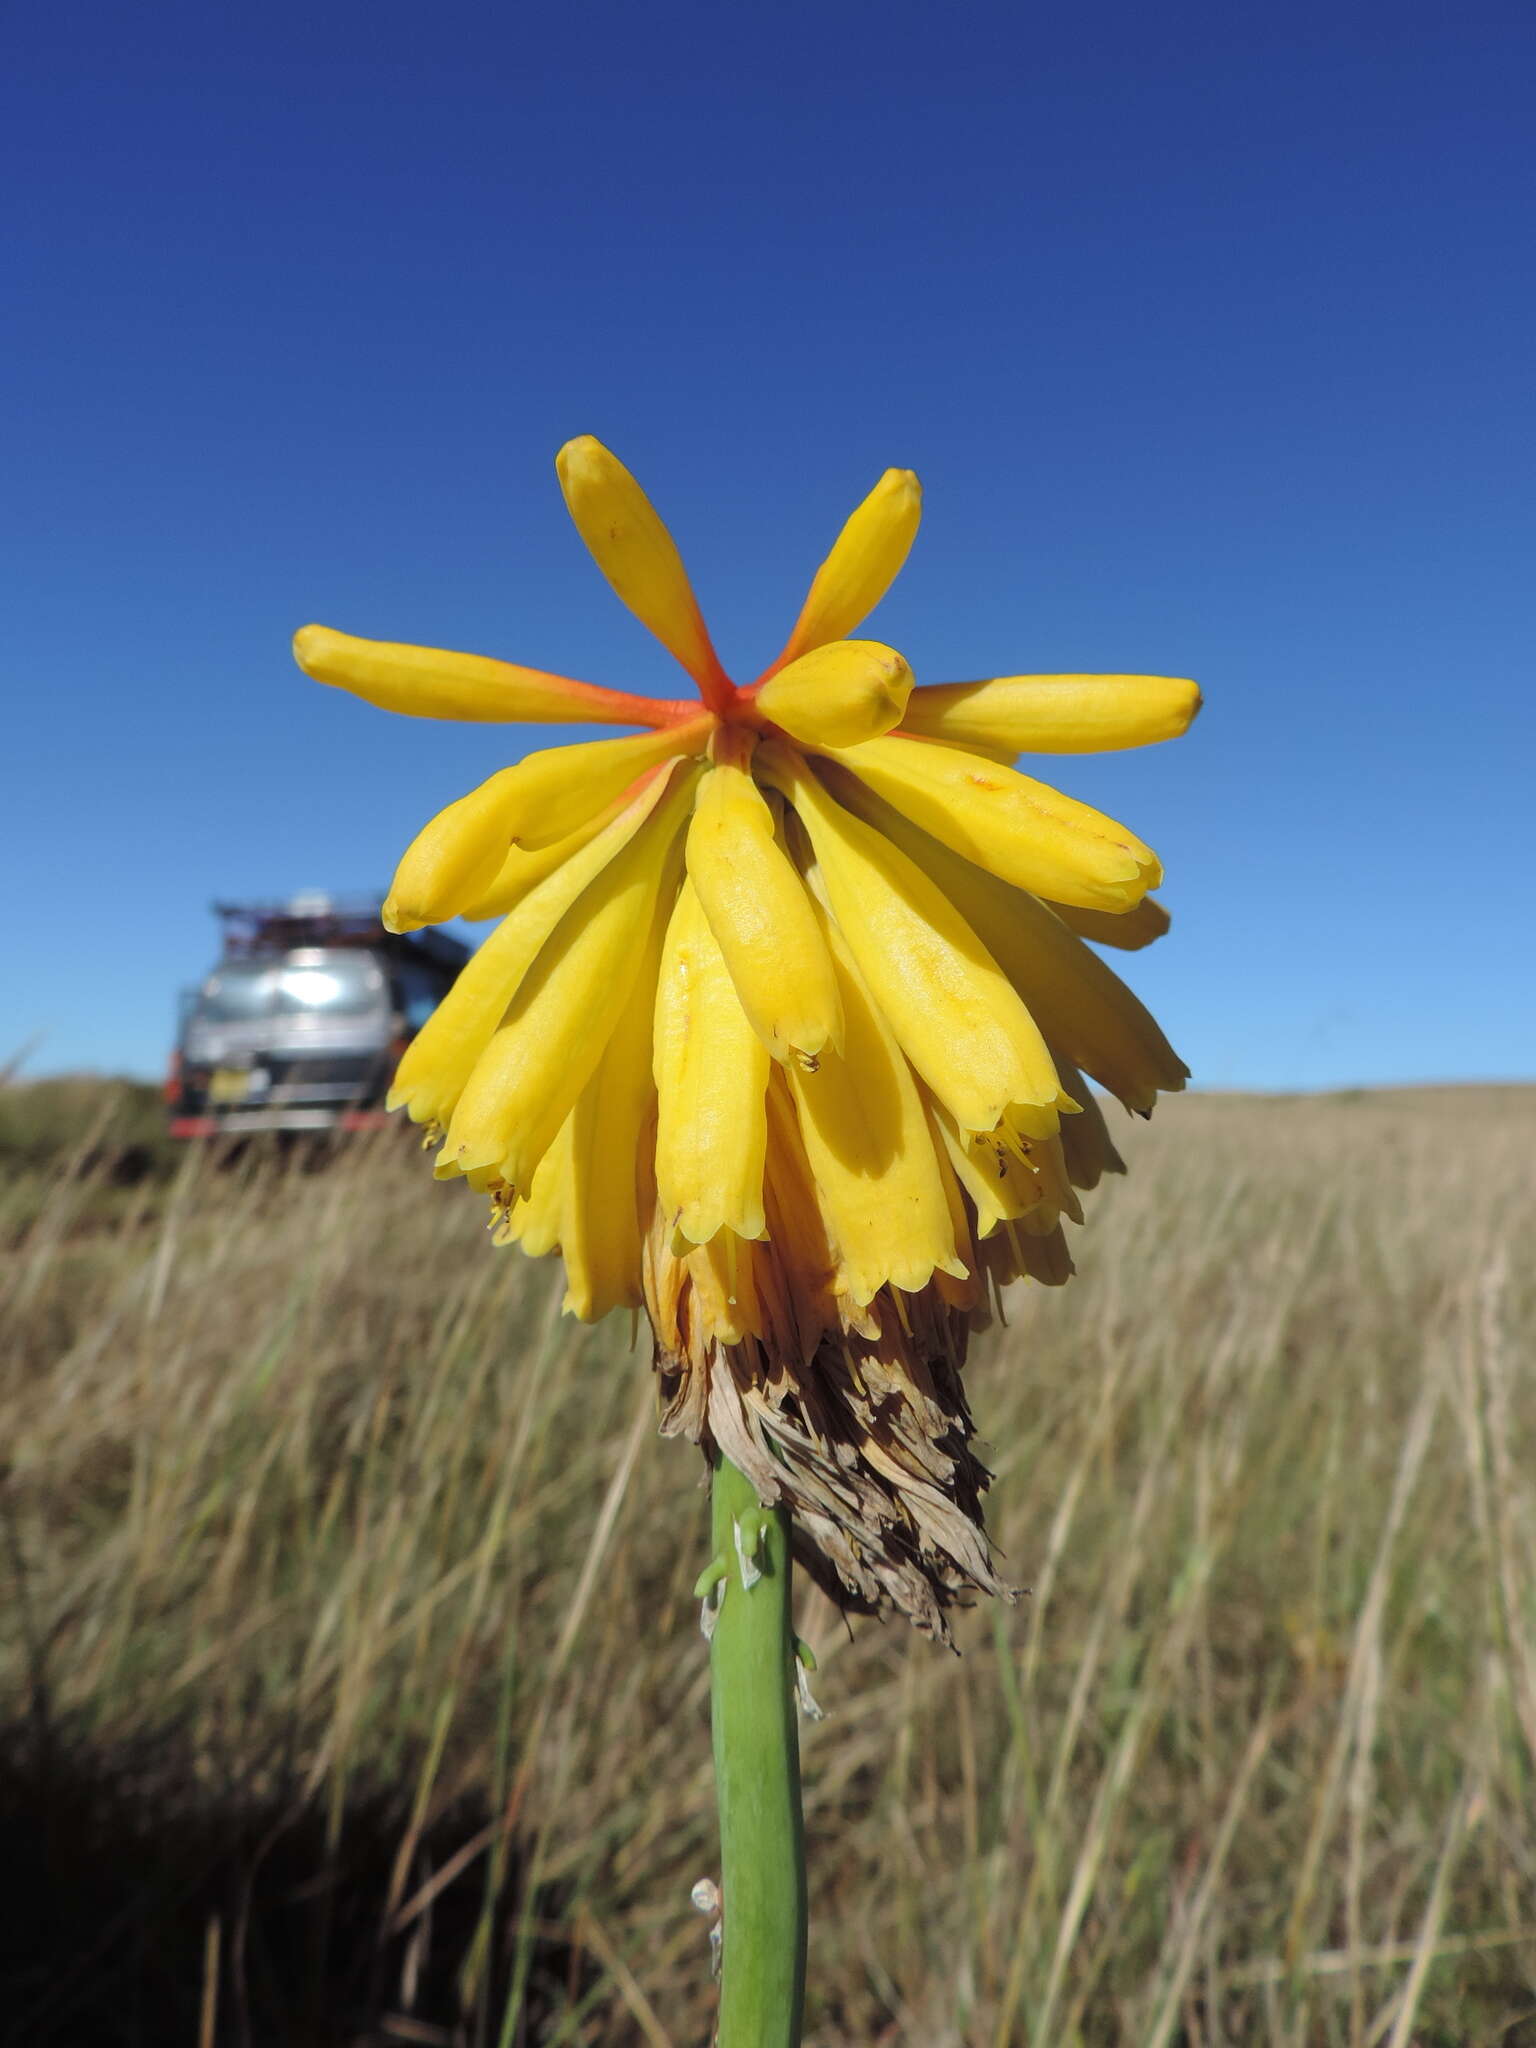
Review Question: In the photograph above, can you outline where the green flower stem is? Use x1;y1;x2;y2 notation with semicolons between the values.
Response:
708;1455;807;2047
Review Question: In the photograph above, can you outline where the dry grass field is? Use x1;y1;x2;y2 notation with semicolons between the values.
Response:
3;1079;1534;2046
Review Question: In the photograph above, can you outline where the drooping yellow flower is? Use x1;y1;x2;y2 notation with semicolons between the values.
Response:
294;437;1199;1635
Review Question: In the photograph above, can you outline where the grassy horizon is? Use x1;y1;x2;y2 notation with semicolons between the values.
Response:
3;1079;1534;2044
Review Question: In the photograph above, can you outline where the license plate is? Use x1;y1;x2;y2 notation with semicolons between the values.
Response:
209;1067;253;1104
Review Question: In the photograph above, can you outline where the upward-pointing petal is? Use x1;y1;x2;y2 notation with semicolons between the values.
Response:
772;468;921;670
555;437;732;702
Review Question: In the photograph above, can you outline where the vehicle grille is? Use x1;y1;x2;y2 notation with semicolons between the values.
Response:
262;1053;386;1104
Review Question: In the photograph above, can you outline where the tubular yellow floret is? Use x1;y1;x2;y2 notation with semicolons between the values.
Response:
653;881;770;1246
384;765;526;933
787;919;965;1307
1029;1132;1085;1226
927;1099;1045;1237
1051;1058;1127;1189
501;720;710;849
752;639;913;749
762;747;1070;1137
902;673;1202;756
292;624;674;728
829;733;1162;912
828;773;1188;1112
775;468;922;667
441;768;695;1190
971;885;1187;1112
389;766;684;1130
560;903;668;1318
685;757;843;1065
456;791;636;922
759;1074;841;1358
494;1125;570;1256
554;436;731;698
680;1230;764;1349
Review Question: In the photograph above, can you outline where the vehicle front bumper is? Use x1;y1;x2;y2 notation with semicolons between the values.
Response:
170;1107;394;1138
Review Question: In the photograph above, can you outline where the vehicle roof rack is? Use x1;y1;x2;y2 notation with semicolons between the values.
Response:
210;897;470;971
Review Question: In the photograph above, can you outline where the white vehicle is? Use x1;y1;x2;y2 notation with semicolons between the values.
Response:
167;895;468;1137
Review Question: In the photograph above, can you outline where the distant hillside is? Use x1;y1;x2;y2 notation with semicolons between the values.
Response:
0;1076;179;1206
1184;1082;1536;1116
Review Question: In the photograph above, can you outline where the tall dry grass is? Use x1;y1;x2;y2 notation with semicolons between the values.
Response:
2;1084;1534;2045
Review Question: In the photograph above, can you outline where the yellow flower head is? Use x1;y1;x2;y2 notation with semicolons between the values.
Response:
294;437;1198;1635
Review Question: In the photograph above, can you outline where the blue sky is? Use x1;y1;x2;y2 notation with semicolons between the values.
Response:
7;0;1532;1090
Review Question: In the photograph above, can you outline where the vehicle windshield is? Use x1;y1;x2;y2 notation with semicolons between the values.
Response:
196;964;274;1023
273;955;383;1017
195;952;386;1023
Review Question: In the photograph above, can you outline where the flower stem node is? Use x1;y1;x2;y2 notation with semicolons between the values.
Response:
295;435;1198;1634
693;1557;729;1601
695;1555;729;1638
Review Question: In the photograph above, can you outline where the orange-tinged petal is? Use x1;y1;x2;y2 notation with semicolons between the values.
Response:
555;436;731;700
902;673;1202;755
774;468;921;668
679;1230;764;1349
293;624;681;728
759;1072;841;1357
502;720;711;850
